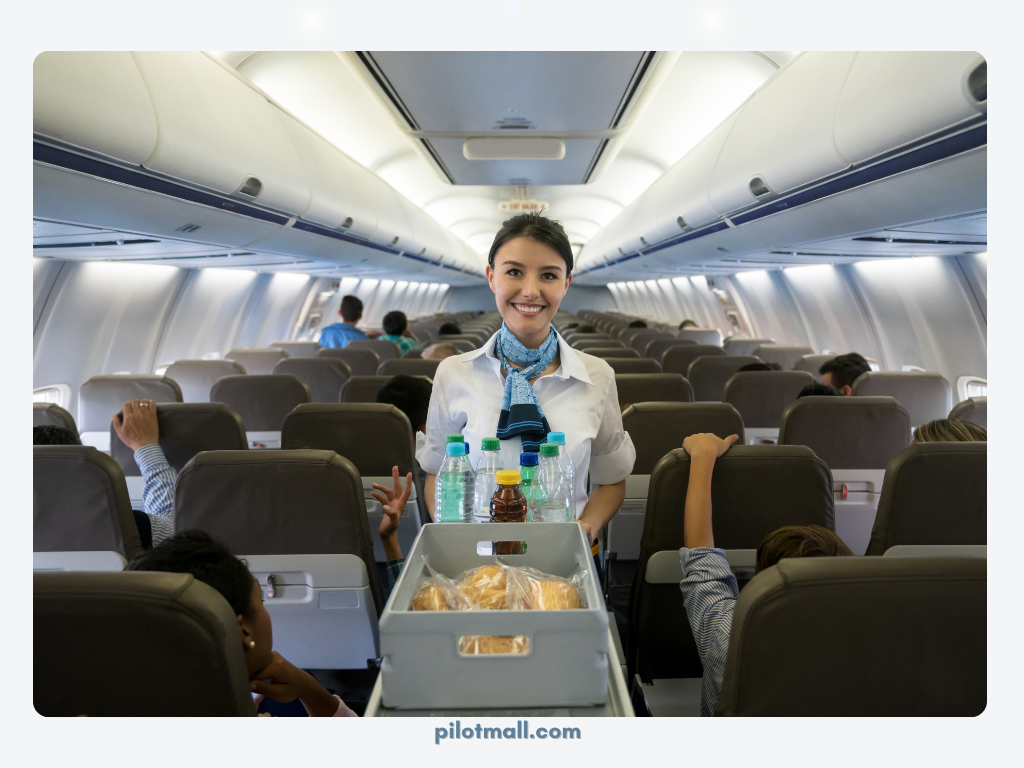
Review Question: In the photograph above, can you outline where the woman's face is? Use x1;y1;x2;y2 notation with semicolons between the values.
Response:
239;575;274;676
486;236;571;348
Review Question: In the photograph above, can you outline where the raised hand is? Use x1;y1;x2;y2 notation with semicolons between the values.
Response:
682;432;739;459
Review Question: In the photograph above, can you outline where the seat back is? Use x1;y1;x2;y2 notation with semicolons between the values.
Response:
645;337;697;363
687;356;762;401
210;375;311;432
866;442;986;555
346;338;402;362
34;571;255;716
437;333;485;347
585;347;640;359
662;344;727;377
723;337;774;356
377;358;441;378
949;396;987;427
225;348;289;375
723;371;816;430
751;344;815;371
716;557;986;716
629;330;671;354
622;403;745;474
109;403;248;476
574;338;627;351
165;360;247;403
273;357;351;403
791;353;836;377
615;374;694;408
315;347;381;376
617;326;646;345
341;375;432;404
606;358;661;375
34;402;77;434
78;376;183;444
270;341;323;358
34;445;141;561
676;328;723;346
403;348;423;359
429;338;475;354
851;371;953;427
174;449;384;613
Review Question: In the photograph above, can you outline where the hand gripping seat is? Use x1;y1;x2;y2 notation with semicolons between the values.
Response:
675;328;723;346
645;337;697;364
609;403;745;561
615;373;694;409
686;356;762;401
627;446;833;690
585;347;640;359
751;344;815;371
865;442;986;556
346;338;403;362
722;337;774;356
33;402;77;434
376;358;441;378
270;341;323;358
210;374;311;447
723;370;815;444
851;371;953;428
34;571;256;716
715;556;985;716
273;357;352;403
661;344;727;377
779;396;911;554
315;347;381;376
34;445;142;561
791;354;837;376
283;403;426;558
606;358;662;375
949;396;987;427
225;347;290;375
78;375;183;450
341;375;432;403
165;359;247;403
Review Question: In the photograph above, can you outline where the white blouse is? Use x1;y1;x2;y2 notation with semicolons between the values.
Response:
416;330;636;517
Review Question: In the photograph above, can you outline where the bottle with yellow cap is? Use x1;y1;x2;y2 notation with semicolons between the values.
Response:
490;469;527;555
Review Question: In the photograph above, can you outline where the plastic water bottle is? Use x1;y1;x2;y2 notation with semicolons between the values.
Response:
519;451;539;513
436;442;474;522
546;431;577;519
532;443;573;522
473;437;504;522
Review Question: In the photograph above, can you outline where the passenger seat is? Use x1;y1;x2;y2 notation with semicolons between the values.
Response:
615;373;694;409
341;375;432;403
78;375;183;450
723;370;815;444
686;356;762;401
165;359;247;403
949;395;987;427
606;358;662;375
661;345;726;378
316;347;381;376
33;402;77;434
751;344;815;371
346;339;402;362
270;341;323;358
210;374;311;448
722;338;774;356
273;357;352;403
851;371;953;429
377;358;441;378
226;348;290;375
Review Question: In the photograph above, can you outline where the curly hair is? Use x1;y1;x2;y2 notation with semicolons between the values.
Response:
756;525;854;573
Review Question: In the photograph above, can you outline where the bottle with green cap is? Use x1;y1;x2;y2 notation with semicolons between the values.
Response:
546;431;576;519
435;439;474;523
473;437;504;522
532;443;573;522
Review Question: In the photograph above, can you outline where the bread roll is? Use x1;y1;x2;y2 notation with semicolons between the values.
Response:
528;580;581;610
457;565;508;610
411;584;453;611
459;635;529;654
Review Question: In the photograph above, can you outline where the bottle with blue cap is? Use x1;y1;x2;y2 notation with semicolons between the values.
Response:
519;451;539;508
546;431;576;519
436;435;475;522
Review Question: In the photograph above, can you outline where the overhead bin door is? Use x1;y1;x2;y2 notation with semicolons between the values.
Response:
709;52;858;216
834;52;986;165
34;52;158;165
131;52;310;215
355;175;414;252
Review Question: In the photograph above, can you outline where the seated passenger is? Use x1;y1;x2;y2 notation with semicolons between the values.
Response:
737;362;781;372
912;418;987;442
438;322;462;336
381;310;421;354
375;374;431;449
318;295;369;348
796;382;841;398
112;399;176;548
628;320;648;329
422;343;459;360
678;432;853;716
679;319;699;330
371;467;414;588
819;352;871;396
127;530;357;717
33;424;79;446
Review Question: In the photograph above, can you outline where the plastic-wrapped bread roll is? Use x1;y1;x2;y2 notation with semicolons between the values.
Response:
456;565;508;610
528;580;582;610
412;584;454;611
459;635;530;654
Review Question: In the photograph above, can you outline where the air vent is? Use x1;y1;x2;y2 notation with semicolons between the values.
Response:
237;176;263;198
493;116;535;130
677;216;687;229
341;217;353;229
176;223;202;233
853;236;985;246
749;176;774;198
967;60;987;103
391;236;400;245
33;238;159;249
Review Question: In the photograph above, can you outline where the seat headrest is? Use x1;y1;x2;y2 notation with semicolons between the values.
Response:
722;338;774;356
585;347;640;358
622;403;745;474
109;402;248;476
269;341;323;358
33;445;141;560
165;360;247;402
949;396;987;428
851;371;953;427
210;375;311;431
273;357;351;403
643;445;833;552
33;402;77;434
791;354;835;376
628;330;672;352
282;403;416;476
716;556;986;716
750;345;815;371
79;375;183;432
225;348;290;375
661;344;727;376
345;339;402;361
377;358;442;377
341;375;432;403
615;374;694;407
778;396;911;469
315;347;381;376
644;337;697;362
34;571;255;716
723;371;816;428
866;442;986;555
606;358;662;375
686;356;762;401
675;328;723;346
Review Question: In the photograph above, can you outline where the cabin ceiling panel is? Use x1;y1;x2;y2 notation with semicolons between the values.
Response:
426;138;602;186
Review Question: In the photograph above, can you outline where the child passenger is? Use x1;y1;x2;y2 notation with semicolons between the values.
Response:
678;433;853;716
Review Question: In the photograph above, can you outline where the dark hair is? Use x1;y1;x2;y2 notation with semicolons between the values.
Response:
737;362;780;373
574;323;596;333
340;295;364;323
819;352;871;390
628;320;647;329
913;418;987;443
33;425;81;445
382;310;408;336
679;319;698;329
126;530;256;618
756;525;854;573
797;382;841;398
487;213;574;275
376;374;433;429
438;322;462;336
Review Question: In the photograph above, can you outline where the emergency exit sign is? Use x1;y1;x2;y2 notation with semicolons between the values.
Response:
499;200;549;213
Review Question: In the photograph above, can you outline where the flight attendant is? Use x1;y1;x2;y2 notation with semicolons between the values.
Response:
417;213;635;555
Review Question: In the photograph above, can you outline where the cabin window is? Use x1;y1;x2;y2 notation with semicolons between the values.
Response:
154;363;173;376
33;384;71;409
957;376;988;400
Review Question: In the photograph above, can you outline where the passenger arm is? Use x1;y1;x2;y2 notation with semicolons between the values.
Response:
681;433;739;549
114;400;176;545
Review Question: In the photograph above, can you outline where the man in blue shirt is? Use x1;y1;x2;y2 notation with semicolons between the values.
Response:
318;295;370;348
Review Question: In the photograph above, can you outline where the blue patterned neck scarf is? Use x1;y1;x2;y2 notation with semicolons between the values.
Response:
494;322;559;452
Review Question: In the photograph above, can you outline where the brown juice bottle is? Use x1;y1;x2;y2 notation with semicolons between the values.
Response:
490;469;527;555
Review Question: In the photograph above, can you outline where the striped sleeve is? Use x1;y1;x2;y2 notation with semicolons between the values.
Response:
135;444;177;546
679;547;739;717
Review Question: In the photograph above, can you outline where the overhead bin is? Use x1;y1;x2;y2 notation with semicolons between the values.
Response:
398;197;448;264
709;52;858;216
834;52;986;164
355;175;414;251
131;52;310;215
34;52;158;166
